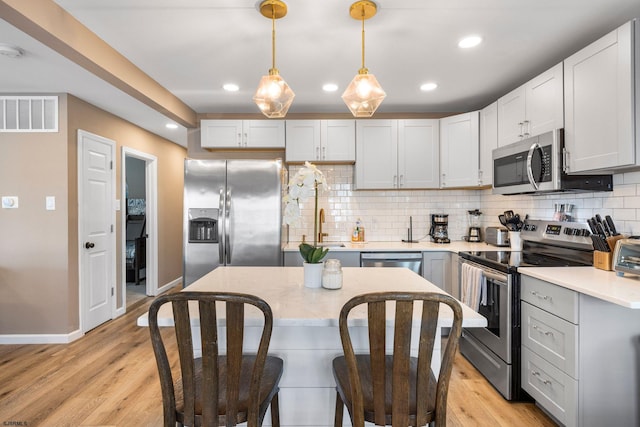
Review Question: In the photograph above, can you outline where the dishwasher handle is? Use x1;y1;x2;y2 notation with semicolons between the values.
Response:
361;252;422;260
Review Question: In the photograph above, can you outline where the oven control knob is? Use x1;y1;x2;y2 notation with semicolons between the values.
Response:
564;228;572;235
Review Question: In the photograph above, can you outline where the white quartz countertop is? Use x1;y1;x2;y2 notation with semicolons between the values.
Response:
282;240;504;253
138;266;487;328
518;267;640;309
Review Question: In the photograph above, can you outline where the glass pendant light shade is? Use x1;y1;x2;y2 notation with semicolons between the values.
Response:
254;0;294;118
343;1;385;117
253;70;295;118
341;69;386;117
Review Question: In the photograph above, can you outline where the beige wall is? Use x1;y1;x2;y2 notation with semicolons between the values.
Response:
0;94;186;336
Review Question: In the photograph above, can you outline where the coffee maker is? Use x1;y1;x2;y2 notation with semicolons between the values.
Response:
466;209;482;242
429;214;450;244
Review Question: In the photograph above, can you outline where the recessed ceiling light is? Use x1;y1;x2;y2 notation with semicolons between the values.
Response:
323;83;339;92
166;123;179;129
458;35;482;49
420;82;438;91
0;43;24;58
223;83;239;92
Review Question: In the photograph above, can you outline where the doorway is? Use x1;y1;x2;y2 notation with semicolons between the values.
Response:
121;147;158;310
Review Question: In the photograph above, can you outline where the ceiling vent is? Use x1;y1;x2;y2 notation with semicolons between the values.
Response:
1;96;58;132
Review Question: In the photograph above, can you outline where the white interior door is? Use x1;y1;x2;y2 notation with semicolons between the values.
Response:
79;130;115;332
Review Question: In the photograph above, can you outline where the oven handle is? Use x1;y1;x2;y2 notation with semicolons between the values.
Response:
461;260;509;286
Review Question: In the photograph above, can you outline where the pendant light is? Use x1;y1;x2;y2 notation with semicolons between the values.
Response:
253;0;295;118
341;0;386;117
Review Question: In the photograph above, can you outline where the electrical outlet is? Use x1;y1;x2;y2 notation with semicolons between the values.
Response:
2;196;18;209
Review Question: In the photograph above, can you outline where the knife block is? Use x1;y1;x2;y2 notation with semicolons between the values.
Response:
593;235;625;271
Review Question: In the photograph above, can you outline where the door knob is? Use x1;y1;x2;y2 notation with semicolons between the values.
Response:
85;242;95;249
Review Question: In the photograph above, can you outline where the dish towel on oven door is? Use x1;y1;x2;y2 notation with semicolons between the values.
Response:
461;263;486;311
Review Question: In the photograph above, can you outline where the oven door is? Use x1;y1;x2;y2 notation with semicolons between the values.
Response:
460;259;512;364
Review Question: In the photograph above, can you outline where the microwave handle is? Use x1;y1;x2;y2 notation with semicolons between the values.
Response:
526;142;540;190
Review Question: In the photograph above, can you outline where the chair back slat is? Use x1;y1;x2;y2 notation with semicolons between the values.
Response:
198;299;219;425
367;300;387;425
225;301;245;424
391;300;413;427
416;300;439;426
172;299;197;426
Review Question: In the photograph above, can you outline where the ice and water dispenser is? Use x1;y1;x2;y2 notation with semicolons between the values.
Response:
188;208;218;243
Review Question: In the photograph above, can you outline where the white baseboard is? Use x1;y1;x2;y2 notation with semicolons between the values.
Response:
0;328;83;344
156;277;181;296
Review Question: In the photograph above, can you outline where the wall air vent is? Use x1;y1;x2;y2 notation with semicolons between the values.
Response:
1;96;58;132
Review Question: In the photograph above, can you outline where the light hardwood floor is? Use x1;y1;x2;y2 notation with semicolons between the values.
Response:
0;295;557;427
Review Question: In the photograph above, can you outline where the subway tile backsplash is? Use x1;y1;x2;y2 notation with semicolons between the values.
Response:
285;165;640;243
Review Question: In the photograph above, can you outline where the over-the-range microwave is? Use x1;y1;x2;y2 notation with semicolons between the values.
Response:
492;129;613;195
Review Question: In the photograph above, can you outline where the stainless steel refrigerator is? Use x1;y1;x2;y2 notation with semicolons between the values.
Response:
183;159;283;287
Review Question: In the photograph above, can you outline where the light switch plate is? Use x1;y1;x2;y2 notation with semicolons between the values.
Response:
2;196;18;209
46;196;55;210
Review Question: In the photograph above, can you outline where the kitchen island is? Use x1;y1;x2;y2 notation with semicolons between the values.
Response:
138;266;486;426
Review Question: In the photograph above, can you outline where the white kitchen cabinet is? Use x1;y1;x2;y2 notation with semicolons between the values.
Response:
440;111;480;188
285;120;355;162
479;102;498;187
201;119;285;149
563;19;638;173
520;274;640;427
355;119;439;189
422;252;451;293
497;63;564;147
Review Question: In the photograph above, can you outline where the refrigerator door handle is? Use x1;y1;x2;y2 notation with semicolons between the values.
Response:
225;189;231;264
218;188;224;264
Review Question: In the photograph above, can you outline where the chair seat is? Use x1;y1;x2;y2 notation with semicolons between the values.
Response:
175;355;284;423
333;354;436;426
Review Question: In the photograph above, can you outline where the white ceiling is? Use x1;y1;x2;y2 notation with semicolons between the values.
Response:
1;0;640;147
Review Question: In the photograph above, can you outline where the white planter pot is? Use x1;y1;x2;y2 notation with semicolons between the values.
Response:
303;262;324;288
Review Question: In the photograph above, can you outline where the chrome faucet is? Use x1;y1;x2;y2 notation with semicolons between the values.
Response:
318;208;328;243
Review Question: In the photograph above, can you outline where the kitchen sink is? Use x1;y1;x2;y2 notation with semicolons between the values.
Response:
319;243;345;248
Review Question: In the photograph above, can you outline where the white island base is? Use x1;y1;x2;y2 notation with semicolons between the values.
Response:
138;267;486;426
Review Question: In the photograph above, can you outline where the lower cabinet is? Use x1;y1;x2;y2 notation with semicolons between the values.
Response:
422;252;452;292
521;275;640;427
283;251;360;267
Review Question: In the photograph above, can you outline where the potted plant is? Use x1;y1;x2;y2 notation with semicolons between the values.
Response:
284;162;329;287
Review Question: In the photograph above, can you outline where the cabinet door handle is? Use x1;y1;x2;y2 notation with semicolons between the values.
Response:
322;146;326;160
399;174;404;187
243;132;248;147
532;371;552;385
523;120;530;136
237;132;242;147
441;173;446;187
393;175;398;188
316;147;320;160
518;122;524;138
530;290;551;301
562;147;570;173
478;170;483;185
532;324;554;336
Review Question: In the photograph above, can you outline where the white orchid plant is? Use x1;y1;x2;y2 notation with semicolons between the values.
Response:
284;161;329;264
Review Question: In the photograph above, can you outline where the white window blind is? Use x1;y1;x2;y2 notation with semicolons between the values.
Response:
0;96;58;132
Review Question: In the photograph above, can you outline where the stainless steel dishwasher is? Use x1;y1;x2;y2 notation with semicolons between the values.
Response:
360;252;422;275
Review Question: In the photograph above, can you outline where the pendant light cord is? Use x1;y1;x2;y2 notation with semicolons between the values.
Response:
360;7;366;70
271;6;277;71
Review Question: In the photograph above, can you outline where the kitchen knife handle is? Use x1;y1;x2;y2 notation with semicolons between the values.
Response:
605;215;618;235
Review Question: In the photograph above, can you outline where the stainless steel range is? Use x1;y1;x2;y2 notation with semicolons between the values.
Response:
457;219;594;401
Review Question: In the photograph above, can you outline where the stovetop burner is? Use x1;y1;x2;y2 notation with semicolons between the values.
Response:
459;219;595;273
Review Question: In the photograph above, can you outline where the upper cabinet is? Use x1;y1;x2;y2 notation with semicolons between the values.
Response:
564;20;638;173
285;120;355;163
440;112;480;188
479;102;498;187
201;120;285;149
354;119;439;189
497;63;564;147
